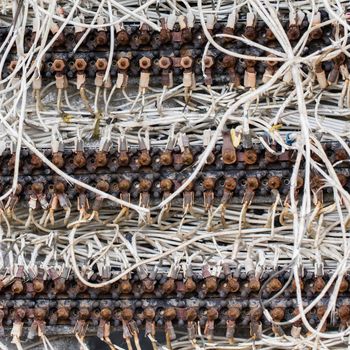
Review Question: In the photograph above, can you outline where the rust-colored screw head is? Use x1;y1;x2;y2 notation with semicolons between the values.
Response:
337;174;348;187
265;28;275;41
186;308;197;321
248;276;261;291
244;26;256;40
222;150;236;164
95;31;107;45
335;148;348;161
73;152;86;168
121;308;134;321
184;277;197;293
15;184;22;195
162;278;175;295
119;179;131;192
142;278;155;293
183;181;194;191
57;307;70;320
54;181;65;193
54;278;66;294
74;58;87;71
224;177;237;191
267;278;282;292
340;278;349;293
291;279;304;291
32;182;44;194
8;60;17;71
164;307;177;320
35;308;46;320
310;28;323;40
316;306;326;319
271;307;284;321
95;151;107;168
206;308;219;321
182;149;193;165
100;308;112;320
227;276;240;292
139;179;152;192
205;276;217;293
250;307;262;321
12;280;24;294
118;152;130;166
243;149;257;165
180;56;193;69
160;179;173;192
222;55;236;68
159;57;172;70
79;307;90;320
268;176;282;189
95;58;108;71
160;150;173;166
139;57;151;70
204;56;214;69
52;152;64;168
33;279;45;293
31;154;43;167
116;30;129;45
139;152;152;166
203;177;215;191
227;307;240;320
144;307;155;320
314;276;325;293
117;57;130;70
339;305;350;320
120;279;132;294
296;176;304;189
247;177;259;190
52;59;65;72
96;180;109;192
287;25;300;41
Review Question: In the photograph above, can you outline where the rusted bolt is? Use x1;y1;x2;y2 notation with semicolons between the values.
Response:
139;57;151;70
164;307;176;320
79;308;90;320
186;308;197;321
120;279;132;294
162;278;175;295
8;60;17;72
142;278;155;293
222;55;236;68
96;180;109;192
314;276;326;293
268;176;282;189
35;308;46;321
52;59;65;72
121;308;134;321
222;149;236;164
244;27;256;40
206;308;218;321
33;279;45;293
291;278;304;291
287;25;300;41
248;276;261;291
144;307;155;320
160;150;173;166
310;27;323;40
316;306;326;319
267;278;282;292
339;305;350;321
31;154;43;168
184;277;197;293
227;276;240;292
139;151;151;166
95;58;108;71
117;57;130;70
203;178;215;191
247;177;259;190
180;56;193;69
139;179;152;192
95;31;107;46
335;148;348;161
243;149;257;165
296;176;304;189
52;152;64;168
139;29;151;45
250;307;262;321
11;280;24;294
205;276;217;293
95;151;107;168
160;179;173;192
116;30;129;45
159;57;172;70
54;181;65;193
271;307;284;321
340;278;349;293
32;182;44;194
184;181;194;191
74;59;87;71
57;307;70;320
204;56;214;69
224;177;237;191
265;28;275;41
119;179;131;192
227;307;240;320
73;152;86;168
100;308;112;320
337;174;348;187
53;278;66;294
182;148;193;165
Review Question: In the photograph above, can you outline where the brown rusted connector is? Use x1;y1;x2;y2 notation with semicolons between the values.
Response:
160;148;173;166
52;151;64;168
159;56;173;88
287;24;300;41
184;277;197;293
117;57;130;71
339;304;350;328
243;177;259;205
56;307;70;321
95;30;107;46
95;150;108;168
271;307;284;322
162;278;175;295
30;154;43;169
249;307;262;339
32;278;45;294
11;279;24;295
8;60;17;72
222;130;236;164
116;29;129;45
73;151;86;168
203;177;215;212
313;276;326;293
144;307;156;337
266;278;282;294
204;56;214;86
74;58;87;72
139;24;151;45
160;18;171;44
339;277;349;293
204;308;218;341
226;307;240;343
52;59;65;73
222;55;240;87
139;57;152;70
180;56;193;70
119;278;133;294
95;59;108;72
248;274;261;292
243;149;258;165
268;176;282;190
